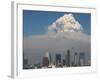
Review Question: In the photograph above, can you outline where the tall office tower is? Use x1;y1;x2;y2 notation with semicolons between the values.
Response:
70;47;75;66
42;57;49;67
67;49;70;66
55;54;62;67
79;52;85;66
45;51;52;65
74;52;79;66
45;51;49;59
49;52;52;64
65;54;67;66
63;59;66;66
42;52;49;67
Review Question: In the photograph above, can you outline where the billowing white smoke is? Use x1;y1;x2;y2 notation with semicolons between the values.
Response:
48;14;83;34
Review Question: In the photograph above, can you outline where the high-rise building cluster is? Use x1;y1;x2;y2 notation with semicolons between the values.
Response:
23;49;91;69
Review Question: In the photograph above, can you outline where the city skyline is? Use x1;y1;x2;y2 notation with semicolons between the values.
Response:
23;48;90;69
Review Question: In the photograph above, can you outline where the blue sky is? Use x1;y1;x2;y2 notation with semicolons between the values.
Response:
23;10;91;37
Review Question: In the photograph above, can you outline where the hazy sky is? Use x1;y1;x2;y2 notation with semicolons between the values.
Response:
23;10;91;37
